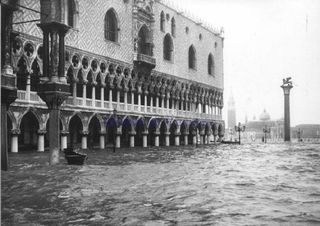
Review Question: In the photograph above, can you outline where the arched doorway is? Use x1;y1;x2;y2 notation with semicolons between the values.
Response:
148;119;157;146
121;118;132;147
106;117;117;147
19;111;39;151
88;116;101;149
135;118;145;147
159;120;167;146
180;121;187;145
69;115;83;148
189;121;197;144
169;121;177;146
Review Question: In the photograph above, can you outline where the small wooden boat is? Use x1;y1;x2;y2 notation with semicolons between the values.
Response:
221;140;240;144
64;148;87;165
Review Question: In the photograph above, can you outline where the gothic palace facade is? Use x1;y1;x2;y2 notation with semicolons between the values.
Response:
2;0;225;152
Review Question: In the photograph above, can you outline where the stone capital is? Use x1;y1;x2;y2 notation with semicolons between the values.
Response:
37;130;47;135
11;129;21;135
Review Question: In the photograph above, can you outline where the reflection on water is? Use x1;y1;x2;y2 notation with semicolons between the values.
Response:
2;143;320;225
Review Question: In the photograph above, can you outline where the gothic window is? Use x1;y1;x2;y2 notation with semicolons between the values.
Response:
105;9;118;42
208;53;214;75
163;34;173;61
171;17;176;37
65;0;78;28
188;45;196;69
160;11;165;32
138;25;152;56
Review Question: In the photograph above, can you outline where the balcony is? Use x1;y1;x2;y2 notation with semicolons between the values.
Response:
133;53;156;69
15;90;222;121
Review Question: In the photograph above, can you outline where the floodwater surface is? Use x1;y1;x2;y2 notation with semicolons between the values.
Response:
2;143;320;225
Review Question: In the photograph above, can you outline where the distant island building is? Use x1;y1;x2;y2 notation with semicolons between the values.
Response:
244;109;284;142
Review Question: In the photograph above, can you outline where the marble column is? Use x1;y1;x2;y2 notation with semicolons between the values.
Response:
73;82;77;105
124;91;128;111
60;131;68;150
142;132;148;148
92;86;96;107
82;83;87;106
37;130;46;152
174;135;180;146
129;132;136;148
117;90;120;109
116;132;121;148
165;132;170;146
81;131;88;149
26;74;31;101
192;134;197;145
184;134;188;146
144;95;147;113
138;93;141;111
101;86;105;108
109;89;113;109
154;132;160;147
99;133;105;149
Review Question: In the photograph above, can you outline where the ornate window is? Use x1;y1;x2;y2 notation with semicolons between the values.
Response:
163;34;173;61
188;45;196;69
105;9;118;42
160;11;165;32
208;53;214;75
171;17;176;37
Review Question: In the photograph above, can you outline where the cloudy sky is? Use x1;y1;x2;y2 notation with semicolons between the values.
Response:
171;0;320;126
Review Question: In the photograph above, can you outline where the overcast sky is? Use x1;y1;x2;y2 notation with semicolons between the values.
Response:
171;0;320;126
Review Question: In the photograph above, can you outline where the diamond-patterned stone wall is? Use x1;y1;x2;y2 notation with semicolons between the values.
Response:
11;0;223;91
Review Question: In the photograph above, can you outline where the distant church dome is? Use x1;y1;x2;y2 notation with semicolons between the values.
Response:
259;109;270;121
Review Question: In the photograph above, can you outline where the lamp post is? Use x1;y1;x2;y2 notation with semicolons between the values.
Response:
262;125;271;143
113;108;117;152
296;128;303;142
235;122;245;144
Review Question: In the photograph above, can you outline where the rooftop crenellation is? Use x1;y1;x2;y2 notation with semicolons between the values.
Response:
156;0;224;37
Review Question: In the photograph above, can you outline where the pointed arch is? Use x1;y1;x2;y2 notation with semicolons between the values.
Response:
105;8;119;42
188;45;196;69
138;25;152;56
171;17;176;37
163;33;173;61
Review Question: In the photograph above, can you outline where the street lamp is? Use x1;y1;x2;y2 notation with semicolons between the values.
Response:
296;128;303;142
113;108;117;152
235;122;245;144
262;125;271;143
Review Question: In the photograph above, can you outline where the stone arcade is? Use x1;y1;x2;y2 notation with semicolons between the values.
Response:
2;0;225;155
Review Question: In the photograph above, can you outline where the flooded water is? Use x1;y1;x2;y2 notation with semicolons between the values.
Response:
2;143;320;225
